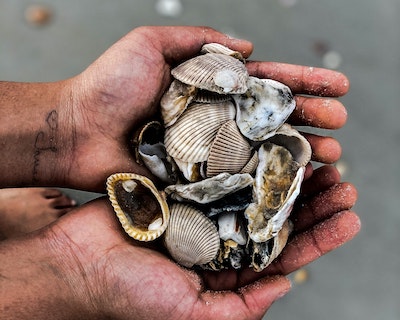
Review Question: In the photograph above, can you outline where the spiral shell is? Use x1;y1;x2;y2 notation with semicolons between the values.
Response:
164;203;220;268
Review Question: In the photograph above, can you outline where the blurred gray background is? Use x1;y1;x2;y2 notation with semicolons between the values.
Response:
1;0;399;319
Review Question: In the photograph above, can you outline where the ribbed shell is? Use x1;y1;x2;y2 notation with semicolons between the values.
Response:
171;53;248;94
106;173;170;241
200;43;244;62
206;120;252;177
164;203;220;268
240;151;259;175
164;101;236;163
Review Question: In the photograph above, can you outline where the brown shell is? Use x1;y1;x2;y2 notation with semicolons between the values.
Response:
164;203;220;268
164;101;236;163
106;173;170;241
206;120;252;177
171;53;248;94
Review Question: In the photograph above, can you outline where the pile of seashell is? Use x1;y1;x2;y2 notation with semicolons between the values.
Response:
106;43;311;272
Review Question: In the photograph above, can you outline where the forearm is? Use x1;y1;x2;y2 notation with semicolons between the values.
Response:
0;81;73;187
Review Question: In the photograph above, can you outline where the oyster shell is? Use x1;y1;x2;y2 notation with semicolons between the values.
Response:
245;142;304;243
164;203;220;268
171;53;248;94
233;77;296;141
106;173;170;241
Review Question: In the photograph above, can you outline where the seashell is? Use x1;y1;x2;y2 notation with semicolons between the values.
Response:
217;212;247;245
165;172;253;204
171;53;248;94
131;121;177;184
233;77;296;141
205;239;246;271
251;219;292;272
164;101;236;163
245;142;304;243
268;123;312;167
164;203;220;268
106;173;170;241
160;80;197;127
200;43;245;62
193;89;231;104
206;120;252;177
173;158;203;182
239;150;259;175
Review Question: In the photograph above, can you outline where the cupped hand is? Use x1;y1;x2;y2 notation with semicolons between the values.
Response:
42;164;358;320
60;26;349;192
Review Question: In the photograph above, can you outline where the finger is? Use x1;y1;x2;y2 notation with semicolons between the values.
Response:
303;132;342;164
292;182;358;232
301;165;342;197
198;276;291;320
246;61;350;97
289;96;348;129
268;210;361;276
132;26;254;63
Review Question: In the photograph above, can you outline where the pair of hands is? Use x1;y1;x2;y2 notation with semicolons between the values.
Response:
3;26;360;319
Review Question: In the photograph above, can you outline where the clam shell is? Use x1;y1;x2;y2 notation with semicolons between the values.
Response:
164;203;220;268
200;43;245;62
164;101;236;163
106;173;170;241
245;142;303;243
193;89;231;104
206;120;252;177
131;121;164;165
160;80;197;127
171;53;248;94
268;123;312;167
233;77;296;141
165;172;253;204
239;151;259;175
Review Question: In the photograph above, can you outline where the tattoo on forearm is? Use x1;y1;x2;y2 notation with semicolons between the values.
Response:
33;110;58;183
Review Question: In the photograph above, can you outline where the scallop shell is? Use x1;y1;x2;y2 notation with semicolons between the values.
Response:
233;77;296;141
268;123;312;167
200;43;245;62
171;53;248;94
160;80;197;127
206;120;252;177
245;142;304;243
164;203;220;268
106;173;170;241
164;101;236;163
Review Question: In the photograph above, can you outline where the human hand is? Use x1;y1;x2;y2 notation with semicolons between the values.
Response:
57;26;349;192
6;164;357;320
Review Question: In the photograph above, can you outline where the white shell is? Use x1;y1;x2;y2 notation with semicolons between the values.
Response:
206;120;252;177
164;203;220;268
218;212;247;245
171;53;248;94
233;77;296;141
165;172;253;204
106;173;170;241
164;101;236;163
245;142;304;243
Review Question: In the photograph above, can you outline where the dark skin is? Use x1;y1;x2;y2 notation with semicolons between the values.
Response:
0;26;359;319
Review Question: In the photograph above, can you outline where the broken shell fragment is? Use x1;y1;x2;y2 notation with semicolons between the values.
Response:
106;173;170;241
200;42;245;61
164;203;220;268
